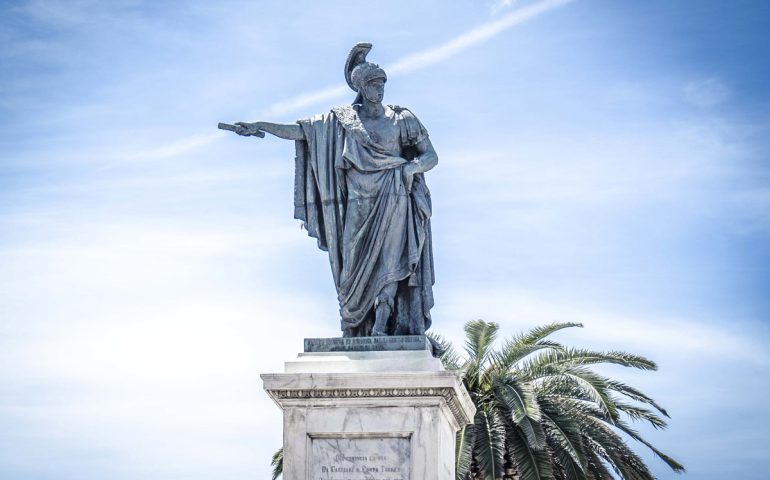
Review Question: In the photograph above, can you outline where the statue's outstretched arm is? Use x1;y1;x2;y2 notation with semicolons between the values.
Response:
219;121;305;141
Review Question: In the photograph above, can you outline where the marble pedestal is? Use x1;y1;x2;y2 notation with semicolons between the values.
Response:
262;336;475;480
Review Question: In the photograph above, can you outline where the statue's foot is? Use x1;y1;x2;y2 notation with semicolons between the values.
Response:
371;329;387;337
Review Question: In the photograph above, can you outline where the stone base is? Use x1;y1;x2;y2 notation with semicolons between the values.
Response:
262;337;475;480
304;335;433;353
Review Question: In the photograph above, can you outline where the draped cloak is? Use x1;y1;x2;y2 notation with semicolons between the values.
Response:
293;105;435;336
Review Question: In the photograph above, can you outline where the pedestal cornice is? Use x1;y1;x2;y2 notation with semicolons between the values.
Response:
262;370;475;429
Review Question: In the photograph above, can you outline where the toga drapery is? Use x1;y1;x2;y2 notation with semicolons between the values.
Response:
293;105;435;336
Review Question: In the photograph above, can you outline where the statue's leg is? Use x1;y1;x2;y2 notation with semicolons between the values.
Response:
371;282;397;336
342;309;374;337
393;280;427;336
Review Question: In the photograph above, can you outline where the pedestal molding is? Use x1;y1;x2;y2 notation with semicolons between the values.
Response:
266;386;471;427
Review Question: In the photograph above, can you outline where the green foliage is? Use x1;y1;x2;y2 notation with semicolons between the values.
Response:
271;447;283;480
447;320;684;480
456;424;476;480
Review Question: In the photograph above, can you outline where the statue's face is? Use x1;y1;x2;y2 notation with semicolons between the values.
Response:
362;78;385;103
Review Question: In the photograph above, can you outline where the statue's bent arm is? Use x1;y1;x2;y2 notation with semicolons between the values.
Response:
409;137;438;174
401;137;437;193
233;121;305;141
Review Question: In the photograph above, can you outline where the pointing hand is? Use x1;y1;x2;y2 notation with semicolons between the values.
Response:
234;122;266;138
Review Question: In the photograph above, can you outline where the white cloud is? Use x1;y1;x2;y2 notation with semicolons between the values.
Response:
116;132;221;161
388;0;575;76
437;115;749;215
261;84;350;118
490;0;518;15
0;217;329;478
684;77;731;108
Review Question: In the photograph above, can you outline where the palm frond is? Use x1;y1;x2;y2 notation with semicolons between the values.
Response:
271;447;283;480
495;376;542;422
547;438;585;480
489;341;563;376
546;395;607;421
539;402;587;477
517;322;583;346
428;332;465;370
581;439;617;480
578;417;654;480
509;426;554;480
612;418;686;473
494;376;545;449
464;320;499;365
456;425;475;480
464;320;499;389
523;348;657;378
473;408;506;480
614;401;668;429
545;368;619;421
606;380;670;418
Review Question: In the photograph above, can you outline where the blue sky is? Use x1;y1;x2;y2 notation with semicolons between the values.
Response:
1;0;769;479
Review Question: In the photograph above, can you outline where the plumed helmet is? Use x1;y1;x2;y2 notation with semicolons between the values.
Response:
350;62;387;91
345;42;387;95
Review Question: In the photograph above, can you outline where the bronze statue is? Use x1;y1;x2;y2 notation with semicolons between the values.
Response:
220;43;438;337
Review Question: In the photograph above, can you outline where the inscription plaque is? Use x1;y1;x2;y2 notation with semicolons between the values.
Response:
304;336;431;353
311;436;410;480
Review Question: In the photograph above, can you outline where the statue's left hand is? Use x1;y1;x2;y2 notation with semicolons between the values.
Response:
402;161;419;193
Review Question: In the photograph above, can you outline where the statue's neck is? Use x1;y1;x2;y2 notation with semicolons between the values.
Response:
359;99;384;119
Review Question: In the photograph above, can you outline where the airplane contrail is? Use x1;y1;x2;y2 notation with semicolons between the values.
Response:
263;0;575;117
132;0;575;160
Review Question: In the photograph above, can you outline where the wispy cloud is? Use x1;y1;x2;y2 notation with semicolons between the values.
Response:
116;132;220;161
684;77;731;108
387;0;575;76
127;0;575;160
261;85;350;119
490;0;519;15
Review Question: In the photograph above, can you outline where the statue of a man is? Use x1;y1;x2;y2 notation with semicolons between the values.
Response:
222;43;438;337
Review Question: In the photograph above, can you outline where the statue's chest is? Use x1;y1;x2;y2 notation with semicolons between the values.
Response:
361;116;401;154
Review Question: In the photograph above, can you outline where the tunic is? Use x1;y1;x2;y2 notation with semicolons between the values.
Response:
294;104;435;336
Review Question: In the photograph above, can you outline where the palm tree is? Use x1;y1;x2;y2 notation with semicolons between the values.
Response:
437;320;684;480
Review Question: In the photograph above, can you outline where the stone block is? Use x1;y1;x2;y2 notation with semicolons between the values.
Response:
262;338;475;480
304;335;432;353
